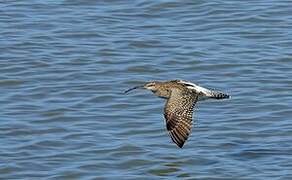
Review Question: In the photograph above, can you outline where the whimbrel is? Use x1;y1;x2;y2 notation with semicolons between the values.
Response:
125;80;230;148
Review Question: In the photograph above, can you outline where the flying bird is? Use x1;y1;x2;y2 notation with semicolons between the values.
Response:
125;80;230;148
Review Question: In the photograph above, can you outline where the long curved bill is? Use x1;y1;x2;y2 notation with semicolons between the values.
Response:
124;85;144;94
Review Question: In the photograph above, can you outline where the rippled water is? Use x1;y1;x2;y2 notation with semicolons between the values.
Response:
1;0;292;179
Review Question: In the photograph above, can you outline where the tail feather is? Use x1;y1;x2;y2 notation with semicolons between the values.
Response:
210;91;230;99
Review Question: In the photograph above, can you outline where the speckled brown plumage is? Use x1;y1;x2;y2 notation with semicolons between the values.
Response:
125;79;230;148
164;88;198;148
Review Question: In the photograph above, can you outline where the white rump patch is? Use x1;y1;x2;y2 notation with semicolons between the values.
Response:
177;80;214;97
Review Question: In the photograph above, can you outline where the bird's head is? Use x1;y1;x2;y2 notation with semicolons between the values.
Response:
125;81;171;98
143;82;158;91
124;81;159;93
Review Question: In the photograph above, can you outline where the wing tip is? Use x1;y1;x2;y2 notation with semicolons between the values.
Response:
171;138;185;148
169;132;187;148
177;142;184;148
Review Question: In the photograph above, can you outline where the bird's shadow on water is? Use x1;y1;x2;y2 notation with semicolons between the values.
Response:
145;148;218;178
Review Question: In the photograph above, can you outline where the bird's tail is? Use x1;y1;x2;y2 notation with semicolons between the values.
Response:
208;91;230;99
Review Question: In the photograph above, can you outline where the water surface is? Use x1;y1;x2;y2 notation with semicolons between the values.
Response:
1;0;292;179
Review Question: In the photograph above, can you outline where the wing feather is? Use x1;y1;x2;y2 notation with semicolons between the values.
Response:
164;88;198;148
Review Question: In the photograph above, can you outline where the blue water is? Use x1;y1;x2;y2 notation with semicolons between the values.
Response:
1;0;292;179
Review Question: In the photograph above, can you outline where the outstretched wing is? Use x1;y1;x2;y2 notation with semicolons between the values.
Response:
164;88;198;148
